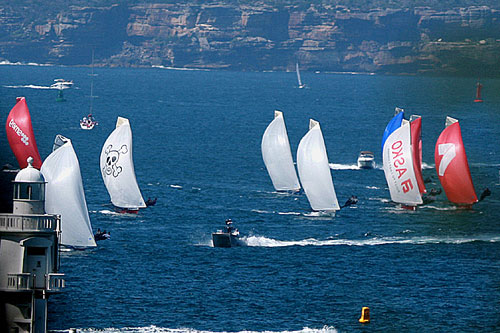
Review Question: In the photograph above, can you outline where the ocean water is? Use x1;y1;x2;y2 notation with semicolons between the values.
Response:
1;64;500;332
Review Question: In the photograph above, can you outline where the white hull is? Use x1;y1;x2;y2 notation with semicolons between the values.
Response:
80;122;96;130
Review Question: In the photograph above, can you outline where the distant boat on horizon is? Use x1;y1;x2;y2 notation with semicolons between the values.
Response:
296;62;305;89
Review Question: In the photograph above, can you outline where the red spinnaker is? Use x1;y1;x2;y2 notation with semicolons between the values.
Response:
410;117;426;194
5;97;42;169
434;121;477;205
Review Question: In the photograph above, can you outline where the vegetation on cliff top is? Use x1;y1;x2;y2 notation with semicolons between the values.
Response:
4;0;500;11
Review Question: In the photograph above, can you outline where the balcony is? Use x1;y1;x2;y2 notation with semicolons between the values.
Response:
0;214;60;232
4;273;65;292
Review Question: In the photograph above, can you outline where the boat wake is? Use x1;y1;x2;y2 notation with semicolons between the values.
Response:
239;235;500;247
329;163;360;170
251;209;333;217
3;84;58;89
53;325;338;333
422;162;434;169
0;60;52;66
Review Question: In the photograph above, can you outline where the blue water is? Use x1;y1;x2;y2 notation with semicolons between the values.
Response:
1;64;500;332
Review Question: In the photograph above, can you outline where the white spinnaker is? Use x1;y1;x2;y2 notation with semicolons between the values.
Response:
297;119;339;211
261;111;301;191
100;117;146;209
382;121;422;205
41;135;96;248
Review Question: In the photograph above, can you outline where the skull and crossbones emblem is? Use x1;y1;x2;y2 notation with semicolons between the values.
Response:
103;144;128;177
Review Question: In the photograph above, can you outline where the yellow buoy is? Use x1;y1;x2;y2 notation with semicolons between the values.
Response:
359;306;370;323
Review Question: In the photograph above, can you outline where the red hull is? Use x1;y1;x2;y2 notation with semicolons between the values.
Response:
114;207;139;214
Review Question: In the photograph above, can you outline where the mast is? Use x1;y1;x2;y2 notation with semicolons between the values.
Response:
89;49;96;116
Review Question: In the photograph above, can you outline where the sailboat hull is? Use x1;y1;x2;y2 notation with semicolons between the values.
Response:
114;206;140;214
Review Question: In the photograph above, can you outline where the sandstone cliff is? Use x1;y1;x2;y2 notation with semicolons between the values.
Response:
1;3;499;76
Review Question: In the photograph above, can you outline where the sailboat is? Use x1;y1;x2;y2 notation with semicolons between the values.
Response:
5;97;43;169
261;110;301;192
100;117;146;213
296;63;305;89
41;135;96;249
382;116;423;208
80;51;98;130
296;119;339;212
434;116;477;206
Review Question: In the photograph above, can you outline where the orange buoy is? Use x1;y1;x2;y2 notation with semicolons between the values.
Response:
359;306;370;323
474;81;483;102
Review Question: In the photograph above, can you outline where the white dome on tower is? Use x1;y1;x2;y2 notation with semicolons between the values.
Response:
15;157;45;183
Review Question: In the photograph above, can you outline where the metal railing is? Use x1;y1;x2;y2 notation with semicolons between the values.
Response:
46;273;65;291
5;273;65;292
6;273;32;290
0;214;60;232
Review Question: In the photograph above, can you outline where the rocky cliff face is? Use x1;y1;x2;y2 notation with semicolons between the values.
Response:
1;3;499;76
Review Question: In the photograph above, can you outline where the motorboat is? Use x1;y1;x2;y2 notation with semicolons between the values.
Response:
212;219;241;248
51;79;73;89
357;151;375;169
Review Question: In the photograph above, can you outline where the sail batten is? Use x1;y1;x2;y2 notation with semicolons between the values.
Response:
100;117;146;209
434;117;477;205
41;135;96;248
261;111;301;191
297;119;339;211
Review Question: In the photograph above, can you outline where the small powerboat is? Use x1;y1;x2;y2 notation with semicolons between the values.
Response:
212;219;241;248
357;151;375;169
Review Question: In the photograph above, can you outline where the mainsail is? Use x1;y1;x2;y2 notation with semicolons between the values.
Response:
297;119;339;211
41;135;96;248
381;108;404;154
261;111;301;191
434;116;477;205
296;63;304;88
382;120;423;206
410;115;426;194
5;97;42;169
100;117;146;210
